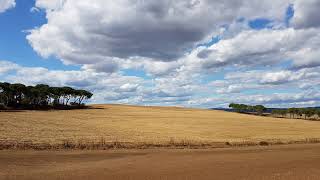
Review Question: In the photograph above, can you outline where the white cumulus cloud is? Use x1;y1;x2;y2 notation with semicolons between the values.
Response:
0;0;15;13
27;0;291;66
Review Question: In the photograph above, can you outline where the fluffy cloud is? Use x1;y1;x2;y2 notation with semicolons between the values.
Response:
0;61;19;74
0;60;200;106
34;0;65;11
0;61;145;103
0;0;15;13
261;69;319;85
16;0;320;107
1;58;320;108
27;0;291;66
224;67;320;87
27;0;320;73
183;27;320;72
189;89;320;108
237;91;320;106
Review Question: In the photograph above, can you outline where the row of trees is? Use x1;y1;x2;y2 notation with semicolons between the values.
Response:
229;103;267;115
0;82;93;109
272;108;320;120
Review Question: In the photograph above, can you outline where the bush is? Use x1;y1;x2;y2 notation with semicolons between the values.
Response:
259;141;269;146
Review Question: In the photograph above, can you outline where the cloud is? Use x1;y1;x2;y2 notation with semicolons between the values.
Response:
203;67;320;106
0;61;19;74
27;0;291;66
34;0;66;11
0;0;15;13
224;68;320;86
140;60;181;76
0;61;146;103
15;0;320;108
2;59;320;108
195;27;319;68
237;90;320;106
190;90;320;108
82;60;119;73
289;48;320;69
260;69;319;85
291;0;320;29
119;83;139;92
0;59;204;105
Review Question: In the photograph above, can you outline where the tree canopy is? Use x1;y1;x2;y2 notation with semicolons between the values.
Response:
272;108;320;120
229;103;267;115
229;103;320;120
0;82;93;110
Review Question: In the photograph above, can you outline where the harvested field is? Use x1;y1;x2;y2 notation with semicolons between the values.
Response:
1;104;320;149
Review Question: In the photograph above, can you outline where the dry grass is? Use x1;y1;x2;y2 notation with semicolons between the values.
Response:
1;104;320;149
2;138;320;150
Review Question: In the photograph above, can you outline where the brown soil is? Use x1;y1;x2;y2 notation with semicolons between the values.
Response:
1;144;320;180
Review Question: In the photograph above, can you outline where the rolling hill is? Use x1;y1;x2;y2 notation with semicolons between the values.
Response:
1;104;320;148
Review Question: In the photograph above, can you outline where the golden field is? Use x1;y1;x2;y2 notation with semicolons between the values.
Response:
1;104;320;145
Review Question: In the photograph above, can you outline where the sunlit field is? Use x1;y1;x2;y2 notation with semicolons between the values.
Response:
1;104;320;147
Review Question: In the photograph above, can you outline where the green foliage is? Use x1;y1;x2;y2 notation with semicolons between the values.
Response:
305;108;317;119
0;82;93;109
272;107;320;120
230;103;320;120
229;103;266;115
254;105;267;115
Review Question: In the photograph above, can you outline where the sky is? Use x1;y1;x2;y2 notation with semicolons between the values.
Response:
0;0;320;108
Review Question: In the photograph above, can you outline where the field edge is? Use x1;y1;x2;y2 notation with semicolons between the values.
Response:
2;138;320;151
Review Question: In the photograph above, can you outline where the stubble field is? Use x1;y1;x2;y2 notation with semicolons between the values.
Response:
1;104;320;148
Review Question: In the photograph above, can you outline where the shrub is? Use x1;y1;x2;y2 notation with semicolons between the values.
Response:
259;141;269;146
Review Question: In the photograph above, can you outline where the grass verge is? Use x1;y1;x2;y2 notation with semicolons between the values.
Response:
1;138;320;150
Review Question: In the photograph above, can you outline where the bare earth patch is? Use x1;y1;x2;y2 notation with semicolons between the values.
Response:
1;144;320;180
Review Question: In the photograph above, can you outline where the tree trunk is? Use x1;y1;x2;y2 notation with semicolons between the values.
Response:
66;98;70;106
79;96;84;105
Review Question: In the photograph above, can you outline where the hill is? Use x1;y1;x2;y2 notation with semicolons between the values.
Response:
1;104;320;149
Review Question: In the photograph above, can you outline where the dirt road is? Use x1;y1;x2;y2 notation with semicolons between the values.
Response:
1;144;320;180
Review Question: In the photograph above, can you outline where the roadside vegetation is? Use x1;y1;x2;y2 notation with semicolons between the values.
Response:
229;103;320;121
0;82;93;110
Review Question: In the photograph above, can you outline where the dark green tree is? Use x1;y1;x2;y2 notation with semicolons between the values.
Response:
0;82;92;109
254;105;267;115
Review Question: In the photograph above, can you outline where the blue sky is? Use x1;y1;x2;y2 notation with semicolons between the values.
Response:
0;0;320;108
0;0;78;70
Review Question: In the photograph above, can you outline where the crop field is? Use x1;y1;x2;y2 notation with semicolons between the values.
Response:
2;104;320;180
1;104;320;148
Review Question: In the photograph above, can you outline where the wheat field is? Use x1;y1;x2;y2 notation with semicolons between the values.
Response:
1;104;320;146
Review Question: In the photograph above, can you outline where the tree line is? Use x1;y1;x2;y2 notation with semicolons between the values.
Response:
0;82;93;110
229;103;267;115
272;108;320;120
229;103;320;120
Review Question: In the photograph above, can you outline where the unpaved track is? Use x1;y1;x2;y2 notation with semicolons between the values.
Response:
1;144;320;180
